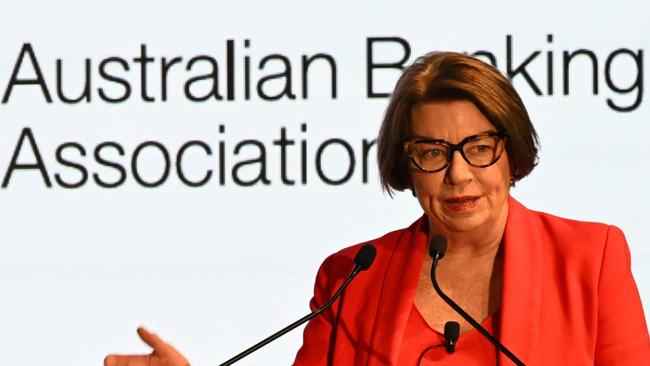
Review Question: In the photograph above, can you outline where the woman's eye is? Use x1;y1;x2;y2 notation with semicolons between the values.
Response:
423;148;444;158
468;144;493;154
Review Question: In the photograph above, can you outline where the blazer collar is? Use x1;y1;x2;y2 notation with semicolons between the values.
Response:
366;217;428;365
499;196;542;365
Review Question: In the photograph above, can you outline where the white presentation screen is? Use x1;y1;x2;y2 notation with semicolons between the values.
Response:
0;1;648;365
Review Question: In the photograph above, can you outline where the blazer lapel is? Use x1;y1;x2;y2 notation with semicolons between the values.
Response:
365;217;428;366
499;196;542;365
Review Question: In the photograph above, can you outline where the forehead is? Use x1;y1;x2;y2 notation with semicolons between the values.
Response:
410;100;496;141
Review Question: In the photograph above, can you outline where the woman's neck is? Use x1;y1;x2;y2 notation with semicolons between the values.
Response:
426;207;508;259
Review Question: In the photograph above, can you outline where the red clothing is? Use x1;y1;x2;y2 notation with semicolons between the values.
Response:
395;304;498;365
293;196;650;365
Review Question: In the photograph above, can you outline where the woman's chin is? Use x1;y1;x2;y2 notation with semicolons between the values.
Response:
432;212;489;234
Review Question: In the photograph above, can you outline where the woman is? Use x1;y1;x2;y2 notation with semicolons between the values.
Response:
292;52;650;365
105;53;650;366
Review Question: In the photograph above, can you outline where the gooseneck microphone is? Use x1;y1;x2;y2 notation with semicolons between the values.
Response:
218;244;377;366
429;235;525;366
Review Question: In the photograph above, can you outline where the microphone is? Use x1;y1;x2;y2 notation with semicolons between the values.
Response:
429;235;525;366
354;243;377;270
444;321;460;353
218;244;377;366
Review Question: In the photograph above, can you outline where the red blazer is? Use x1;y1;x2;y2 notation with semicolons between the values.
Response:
293;197;650;365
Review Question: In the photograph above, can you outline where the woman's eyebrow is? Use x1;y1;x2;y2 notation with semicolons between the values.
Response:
411;134;441;139
411;130;496;140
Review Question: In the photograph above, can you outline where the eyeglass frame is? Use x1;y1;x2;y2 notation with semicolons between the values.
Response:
403;131;509;173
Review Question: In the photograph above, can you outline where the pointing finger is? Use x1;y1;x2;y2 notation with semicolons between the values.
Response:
137;326;167;351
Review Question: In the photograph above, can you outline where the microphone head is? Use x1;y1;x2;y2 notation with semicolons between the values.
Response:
444;321;460;341
354;244;377;271
429;235;448;260
444;321;460;354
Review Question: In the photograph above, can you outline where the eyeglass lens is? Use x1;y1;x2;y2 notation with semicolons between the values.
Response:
409;135;504;172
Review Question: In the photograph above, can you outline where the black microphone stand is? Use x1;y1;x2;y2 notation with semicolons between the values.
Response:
430;252;525;366
218;264;363;366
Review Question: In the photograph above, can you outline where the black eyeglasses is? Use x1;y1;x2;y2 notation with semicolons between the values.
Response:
403;131;508;173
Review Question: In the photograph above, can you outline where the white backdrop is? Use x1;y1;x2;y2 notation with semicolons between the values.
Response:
0;1;648;365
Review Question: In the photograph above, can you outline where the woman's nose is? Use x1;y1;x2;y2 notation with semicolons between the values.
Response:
444;151;473;185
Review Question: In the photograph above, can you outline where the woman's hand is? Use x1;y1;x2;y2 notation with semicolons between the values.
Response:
104;327;190;366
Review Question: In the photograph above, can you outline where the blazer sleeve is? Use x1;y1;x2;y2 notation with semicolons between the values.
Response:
292;254;337;366
594;225;650;365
